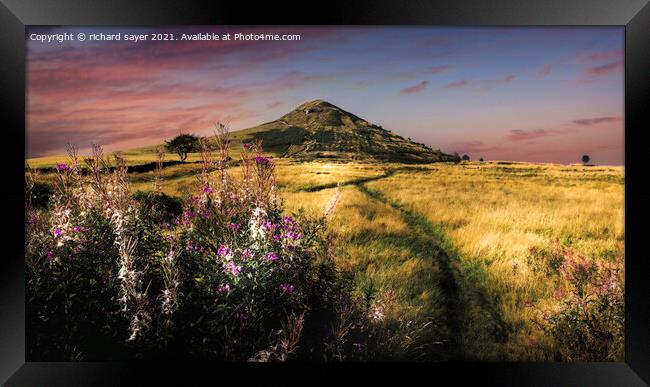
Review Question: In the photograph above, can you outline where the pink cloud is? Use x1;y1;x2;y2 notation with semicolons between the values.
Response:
267;101;283;109
444;79;468;89
577;49;623;63
573;116;623;126
400;80;429;95
423;65;455;75
586;61;623;77
576;61;623;83
506;129;557;142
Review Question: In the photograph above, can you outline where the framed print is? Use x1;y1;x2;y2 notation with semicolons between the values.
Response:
1;0;649;385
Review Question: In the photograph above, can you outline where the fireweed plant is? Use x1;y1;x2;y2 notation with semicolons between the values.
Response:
25;127;389;361
527;242;624;361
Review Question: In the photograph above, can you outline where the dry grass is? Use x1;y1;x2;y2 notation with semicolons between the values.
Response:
27;154;624;360
365;161;624;359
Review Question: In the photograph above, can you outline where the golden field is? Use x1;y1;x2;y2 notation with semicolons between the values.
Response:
26;153;624;360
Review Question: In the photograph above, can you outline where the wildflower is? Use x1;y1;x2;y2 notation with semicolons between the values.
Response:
72;225;88;233
369;304;385;322
26;215;38;225
202;185;214;194
236;312;248;321
224;261;242;276
243;143;253;149
217;283;232;293
255;156;270;165
46;250;55;260
217;245;231;258
263;221;279;233
279;283;295;294
241;248;255;260
55;163;71;172
52;228;64;238
264;252;279;262
227;222;241;232
285;231;302;240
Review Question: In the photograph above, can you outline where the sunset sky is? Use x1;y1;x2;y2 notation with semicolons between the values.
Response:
26;26;624;164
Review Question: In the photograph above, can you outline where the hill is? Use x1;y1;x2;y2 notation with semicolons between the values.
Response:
222;99;456;163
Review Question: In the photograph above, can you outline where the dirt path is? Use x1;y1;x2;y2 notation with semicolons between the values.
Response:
355;182;464;359
297;167;466;359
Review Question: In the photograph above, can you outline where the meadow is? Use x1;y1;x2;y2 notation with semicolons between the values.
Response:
26;148;624;361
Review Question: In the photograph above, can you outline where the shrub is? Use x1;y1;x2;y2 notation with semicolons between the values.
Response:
530;242;624;361
25;129;372;361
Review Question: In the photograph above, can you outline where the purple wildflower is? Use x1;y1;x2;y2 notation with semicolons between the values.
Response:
255;156;270;166
217;283;232;293
52;228;63;238
236;312;248;321
279;283;295;294
227;222;241;232
26;215;38;225
217;245;231;257
72;225;88;233
286;231;302;240
241;248;255;260
55;163;70;172
46;250;55;259
263;221;279;233
264;252;279;262
202;185;214;194
223;261;242;276
243;143;252;150
281;216;294;230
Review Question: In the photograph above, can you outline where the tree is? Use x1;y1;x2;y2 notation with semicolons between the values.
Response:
462;154;470;161
165;134;200;162
479;157;484;162
581;155;590;165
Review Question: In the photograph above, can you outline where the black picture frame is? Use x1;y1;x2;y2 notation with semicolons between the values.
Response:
1;0;649;385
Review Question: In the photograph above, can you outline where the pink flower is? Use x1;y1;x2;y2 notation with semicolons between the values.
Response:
227;222;241;232
279;283;295;294
241;248;255;260
52;228;63;238
202;185;214;194
217;245;231;257
264;252;278;262
55;163;72;173
255;156;270;165
218;284;232;293
223;261;242;276
72;225;88;233
243;143;253;150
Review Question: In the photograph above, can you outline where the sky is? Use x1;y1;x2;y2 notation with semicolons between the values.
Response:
26;26;624;165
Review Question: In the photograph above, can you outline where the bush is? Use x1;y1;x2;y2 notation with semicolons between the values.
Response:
529;242;624;361
25;135;373;361
133;190;183;225
28;181;54;210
